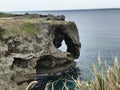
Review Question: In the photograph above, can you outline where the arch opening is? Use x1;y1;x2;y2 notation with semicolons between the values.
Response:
53;25;80;59
58;40;67;52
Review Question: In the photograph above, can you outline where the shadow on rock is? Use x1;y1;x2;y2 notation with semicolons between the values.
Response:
31;67;80;90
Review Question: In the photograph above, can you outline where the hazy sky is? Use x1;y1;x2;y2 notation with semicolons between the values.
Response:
1;0;120;11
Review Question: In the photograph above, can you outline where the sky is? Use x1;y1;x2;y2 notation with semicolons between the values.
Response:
0;0;120;11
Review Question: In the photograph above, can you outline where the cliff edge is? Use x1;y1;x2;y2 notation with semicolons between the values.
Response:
0;13;81;90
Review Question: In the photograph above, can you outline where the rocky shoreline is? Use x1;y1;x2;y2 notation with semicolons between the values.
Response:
0;13;81;90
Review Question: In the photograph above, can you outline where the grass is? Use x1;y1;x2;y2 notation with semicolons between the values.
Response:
0;19;39;38
23;22;37;36
85;56;120;90
44;56;120;90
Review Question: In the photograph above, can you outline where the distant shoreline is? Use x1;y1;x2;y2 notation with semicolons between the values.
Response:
3;8;120;13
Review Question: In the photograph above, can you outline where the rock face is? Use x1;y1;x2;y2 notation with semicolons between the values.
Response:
0;13;81;90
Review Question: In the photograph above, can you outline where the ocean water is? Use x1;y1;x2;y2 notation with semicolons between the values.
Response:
13;9;120;80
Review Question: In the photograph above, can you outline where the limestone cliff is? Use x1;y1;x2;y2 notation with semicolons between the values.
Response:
0;13;81;90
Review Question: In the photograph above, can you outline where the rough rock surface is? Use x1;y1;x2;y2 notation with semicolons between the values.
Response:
0;13;81;90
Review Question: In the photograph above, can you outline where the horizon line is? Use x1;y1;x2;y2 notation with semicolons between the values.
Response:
2;7;120;13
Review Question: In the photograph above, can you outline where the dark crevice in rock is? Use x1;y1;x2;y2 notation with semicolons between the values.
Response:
53;25;65;48
65;35;80;59
11;58;29;69
0;28;5;40
36;55;69;68
36;60;76;75
17;79;34;86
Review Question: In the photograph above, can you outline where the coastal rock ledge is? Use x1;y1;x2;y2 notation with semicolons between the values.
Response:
0;13;81;90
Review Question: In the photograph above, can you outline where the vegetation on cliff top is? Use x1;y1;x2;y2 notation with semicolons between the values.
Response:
0;13;66;38
23;22;37;36
0;12;16;17
0;18;39;37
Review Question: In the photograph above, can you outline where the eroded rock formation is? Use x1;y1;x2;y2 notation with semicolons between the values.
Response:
0;13;81;90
